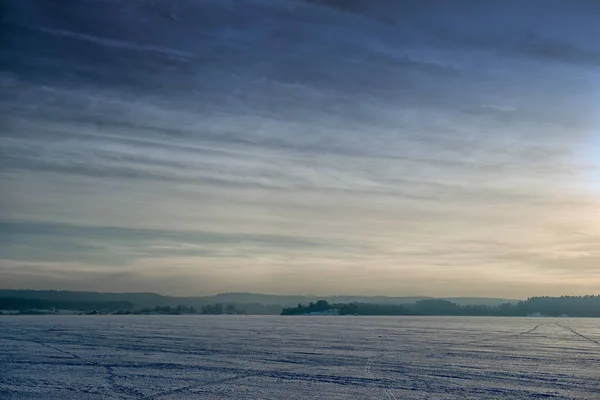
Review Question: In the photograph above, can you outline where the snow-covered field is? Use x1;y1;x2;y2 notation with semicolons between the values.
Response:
1;316;599;399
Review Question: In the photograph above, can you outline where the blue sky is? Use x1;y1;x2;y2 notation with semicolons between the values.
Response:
1;0;599;297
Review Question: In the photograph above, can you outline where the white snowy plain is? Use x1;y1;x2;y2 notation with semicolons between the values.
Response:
1;316;599;399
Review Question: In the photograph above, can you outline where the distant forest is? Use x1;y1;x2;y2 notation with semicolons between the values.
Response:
0;290;282;315
0;298;245;315
281;296;600;317
0;289;515;315
0;298;134;313
1;290;599;317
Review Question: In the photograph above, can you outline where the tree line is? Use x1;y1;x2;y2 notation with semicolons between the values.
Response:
127;303;245;315
0;297;134;312
3;294;599;317
0;290;282;314
0;297;246;315
281;296;600;317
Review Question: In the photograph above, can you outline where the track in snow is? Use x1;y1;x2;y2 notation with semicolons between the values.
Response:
2;316;600;399
363;323;544;399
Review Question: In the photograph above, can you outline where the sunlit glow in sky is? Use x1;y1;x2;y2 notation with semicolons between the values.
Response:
1;0;600;297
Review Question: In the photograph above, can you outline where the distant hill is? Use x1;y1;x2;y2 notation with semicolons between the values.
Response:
0;290;518;312
0;290;174;309
441;297;520;306
282;296;600;317
209;293;518;306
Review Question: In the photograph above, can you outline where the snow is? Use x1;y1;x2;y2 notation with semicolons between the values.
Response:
307;309;340;316
1;316;599;399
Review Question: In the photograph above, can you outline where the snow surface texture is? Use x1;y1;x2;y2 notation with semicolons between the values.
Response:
1;316;599;399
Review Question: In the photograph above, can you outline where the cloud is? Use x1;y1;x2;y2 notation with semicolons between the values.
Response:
1;0;600;296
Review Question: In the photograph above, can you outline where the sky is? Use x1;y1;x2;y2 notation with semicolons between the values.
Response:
1;0;600;298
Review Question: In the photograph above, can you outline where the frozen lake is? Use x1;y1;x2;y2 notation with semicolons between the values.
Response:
1;316;599;399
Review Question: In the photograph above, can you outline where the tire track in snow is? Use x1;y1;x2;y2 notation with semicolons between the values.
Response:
363;323;542;400
459;324;541;346
33;340;82;359
144;372;257;400
556;324;600;347
521;324;542;335
364;354;396;400
105;366;147;400
145;355;325;399
17;337;146;399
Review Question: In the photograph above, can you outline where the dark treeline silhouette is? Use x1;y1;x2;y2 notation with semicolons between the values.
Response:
0;290;517;309
0;290;282;314
282;296;600;317
3;290;599;317
0;297;246;315
125;303;245;315
128;303;265;315
0;297;133;312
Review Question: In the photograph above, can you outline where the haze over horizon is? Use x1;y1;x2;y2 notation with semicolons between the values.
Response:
1;0;600;298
